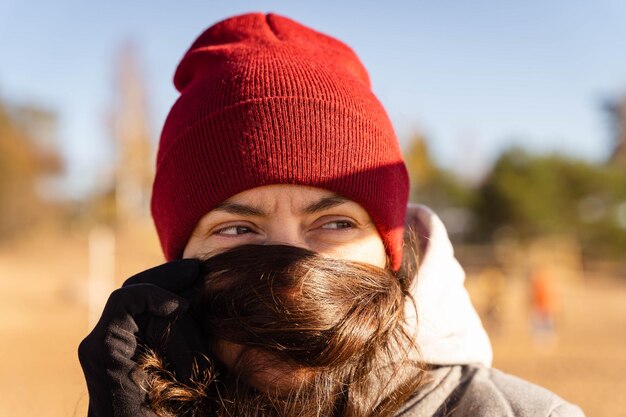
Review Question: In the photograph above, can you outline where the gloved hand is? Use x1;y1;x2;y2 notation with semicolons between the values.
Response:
78;259;206;417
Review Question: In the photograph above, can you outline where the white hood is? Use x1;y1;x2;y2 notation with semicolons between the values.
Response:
404;204;493;367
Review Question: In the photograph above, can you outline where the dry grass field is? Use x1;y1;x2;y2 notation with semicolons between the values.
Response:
0;228;623;416
467;270;626;417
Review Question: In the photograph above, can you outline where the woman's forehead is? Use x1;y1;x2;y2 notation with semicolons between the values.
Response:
213;185;360;217
224;185;342;205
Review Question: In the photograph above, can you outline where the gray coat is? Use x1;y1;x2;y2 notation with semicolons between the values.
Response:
396;364;585;417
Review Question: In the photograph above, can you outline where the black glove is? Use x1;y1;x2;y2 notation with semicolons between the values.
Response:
78;258;206;417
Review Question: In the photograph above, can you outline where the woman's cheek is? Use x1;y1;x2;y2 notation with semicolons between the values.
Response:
183;235;219;259
318;239;386;269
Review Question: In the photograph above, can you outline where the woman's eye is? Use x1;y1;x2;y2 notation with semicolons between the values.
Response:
215;225;253;236
320;220;355;230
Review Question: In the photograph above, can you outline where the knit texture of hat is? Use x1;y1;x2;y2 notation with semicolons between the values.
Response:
151;12;409;270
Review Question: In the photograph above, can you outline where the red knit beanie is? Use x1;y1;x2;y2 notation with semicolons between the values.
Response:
151;12;409;270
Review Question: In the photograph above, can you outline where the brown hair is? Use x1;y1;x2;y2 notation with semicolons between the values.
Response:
138;240;424;416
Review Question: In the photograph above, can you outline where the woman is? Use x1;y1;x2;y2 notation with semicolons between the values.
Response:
79;12;584;416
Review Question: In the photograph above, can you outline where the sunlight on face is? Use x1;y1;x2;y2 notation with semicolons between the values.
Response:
183;184;387;269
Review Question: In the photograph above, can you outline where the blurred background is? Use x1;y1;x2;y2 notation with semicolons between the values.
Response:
1;1;625;415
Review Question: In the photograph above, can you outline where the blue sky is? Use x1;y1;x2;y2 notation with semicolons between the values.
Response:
2;0;626;195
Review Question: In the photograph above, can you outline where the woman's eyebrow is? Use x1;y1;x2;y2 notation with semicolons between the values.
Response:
302;195;350;214
213;195;349;216
212;202;267;216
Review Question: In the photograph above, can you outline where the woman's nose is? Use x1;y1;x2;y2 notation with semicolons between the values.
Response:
264;223;308;249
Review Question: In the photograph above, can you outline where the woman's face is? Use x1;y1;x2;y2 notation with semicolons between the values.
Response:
183;184;387;268
183;184;387;391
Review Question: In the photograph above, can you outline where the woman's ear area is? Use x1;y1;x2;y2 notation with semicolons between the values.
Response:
404;203;433;259
405;204;432;233
404;203;422;238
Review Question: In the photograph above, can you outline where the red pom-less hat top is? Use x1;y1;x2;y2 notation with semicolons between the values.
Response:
151;13;409;270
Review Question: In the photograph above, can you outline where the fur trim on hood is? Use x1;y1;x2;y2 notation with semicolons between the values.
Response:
405;204;493;367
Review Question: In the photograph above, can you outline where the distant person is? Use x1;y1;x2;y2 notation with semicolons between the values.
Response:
530;263;560;347
78;12;584;416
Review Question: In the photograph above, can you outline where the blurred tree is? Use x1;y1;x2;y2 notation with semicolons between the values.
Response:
403;132;475;239
0;100;64;240
88;42;154;227
111;43;153;224
474;147;626;258
604;93;626;165
404;132;437;192
404;132;474;208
